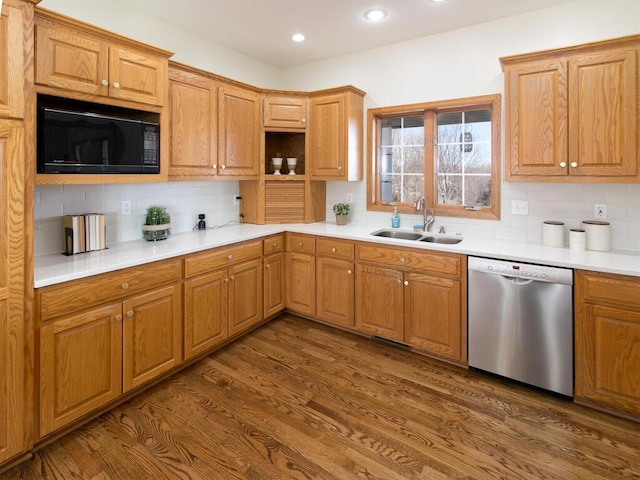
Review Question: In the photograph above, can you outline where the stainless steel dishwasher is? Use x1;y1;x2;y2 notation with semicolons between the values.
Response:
468;257;574;397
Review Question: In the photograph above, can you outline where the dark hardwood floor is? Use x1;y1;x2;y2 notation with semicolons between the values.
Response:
5;314;640;479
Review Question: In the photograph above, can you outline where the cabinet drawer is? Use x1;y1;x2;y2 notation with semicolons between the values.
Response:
578;271;640;309
356;244;461;278
263;234;284;255
317;238;354;260
39;258;182;321
286;233;316;254
184;241;262;278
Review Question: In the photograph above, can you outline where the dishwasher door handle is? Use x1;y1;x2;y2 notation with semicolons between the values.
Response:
501;275;535;286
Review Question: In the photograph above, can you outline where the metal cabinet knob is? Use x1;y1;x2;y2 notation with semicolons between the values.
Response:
213;164;217;169
113;82;120;89
347;269;353;275
228;254;233;260
265;264;271;270
221;165;226;169
273;243;277;248
400;258;407;265
570;162;578;168
126;310;134;318
302;118;306;123
404;280;410;286
224;278;229;284
559;161;567;168
121;282;129;290
101;79;109;86
230;275;235;281
331;247;337;253
298;242;303;247
115;314;123;322
338;166;343;171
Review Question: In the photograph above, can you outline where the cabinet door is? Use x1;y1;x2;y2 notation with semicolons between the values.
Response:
263;95;308;128
123;285;182;391
0;0;26;118
576;304;640;417
309;93;345;179
228;259;263;337
355;264;404;341
35;24;109;96
218;84;260;177
286;252;315;316
169;72;218;179
404;272;462;361
184;270;228;360
0;122;27;459
316;257;354;327
108;46;166;106
568;49;637;177
39;303;123;437
264;253;286;318
504;60;568;178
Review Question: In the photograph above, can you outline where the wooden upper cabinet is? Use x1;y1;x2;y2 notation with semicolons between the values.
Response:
309;86;364;181
263;94;308;129
218;82;260;177
501;35;639;182
0;0;27;119
168;65;218;179
35;12;170;107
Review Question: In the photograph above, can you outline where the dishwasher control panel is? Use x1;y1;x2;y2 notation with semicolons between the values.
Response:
469;257;573;285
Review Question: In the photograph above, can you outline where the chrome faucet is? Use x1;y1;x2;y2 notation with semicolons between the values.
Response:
415;197;435;232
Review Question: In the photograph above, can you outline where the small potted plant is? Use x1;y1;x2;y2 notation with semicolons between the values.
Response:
142;205;171;241
332;202;350;225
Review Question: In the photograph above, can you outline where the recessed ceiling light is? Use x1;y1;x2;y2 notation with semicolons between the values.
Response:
364;9;387;22
292;33;305;42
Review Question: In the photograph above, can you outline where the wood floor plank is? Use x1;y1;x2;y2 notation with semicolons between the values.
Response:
4;314;640;479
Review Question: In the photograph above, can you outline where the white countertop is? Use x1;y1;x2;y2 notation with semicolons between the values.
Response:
34;221;640;288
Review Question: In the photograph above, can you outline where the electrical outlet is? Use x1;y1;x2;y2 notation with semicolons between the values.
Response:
594;203;607;219
511;200;529;216
346;193;353;204
121;200;131;215
233;194;239;206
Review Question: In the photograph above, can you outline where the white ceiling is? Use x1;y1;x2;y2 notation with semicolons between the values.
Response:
114;0;578;69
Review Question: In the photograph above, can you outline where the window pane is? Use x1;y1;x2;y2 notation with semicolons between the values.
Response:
464;176;492;207
437;174;462;205
437;145;462;174
465;143;491;174
404;146;425;174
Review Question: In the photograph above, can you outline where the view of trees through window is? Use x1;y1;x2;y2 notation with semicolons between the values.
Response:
378;110;492;208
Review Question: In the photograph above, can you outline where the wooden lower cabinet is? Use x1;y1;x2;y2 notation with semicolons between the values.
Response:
286;252;315;316
228;259;263;336
575;270;640;419
264;252;286;318
316;257;354;327
355;264;404;341
39;283;181;437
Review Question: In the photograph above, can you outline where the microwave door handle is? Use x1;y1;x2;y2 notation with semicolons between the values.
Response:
102;140;109;165
75;144;82;164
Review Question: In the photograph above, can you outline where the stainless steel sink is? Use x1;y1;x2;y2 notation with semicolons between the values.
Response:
419;235;463;244
370;229;463;244
370;229;423;240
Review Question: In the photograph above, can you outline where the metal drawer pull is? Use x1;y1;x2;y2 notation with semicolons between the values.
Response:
113;82;120;89
559;161;566;168
101;79;109;86
332;247;337;253
265;264;270;270
115;314;123;322
400;258;407;264
126;310;134;318
347;269;353;275
121;282;129;290
404;280;409;286
228;254;233;260
570;162;578;168
298;242;303;247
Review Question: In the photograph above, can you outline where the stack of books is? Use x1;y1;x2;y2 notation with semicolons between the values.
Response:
63;214;106;255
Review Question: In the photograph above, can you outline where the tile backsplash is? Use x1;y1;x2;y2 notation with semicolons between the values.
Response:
34;181;240;255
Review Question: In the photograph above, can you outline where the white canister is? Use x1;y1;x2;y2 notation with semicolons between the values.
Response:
582;220;611;251
542;221;565;247
569;229;586;252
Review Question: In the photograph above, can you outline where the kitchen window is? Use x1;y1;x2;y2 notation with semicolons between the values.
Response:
367;94;501;220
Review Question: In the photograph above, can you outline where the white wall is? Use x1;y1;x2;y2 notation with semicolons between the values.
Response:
33;0;640;254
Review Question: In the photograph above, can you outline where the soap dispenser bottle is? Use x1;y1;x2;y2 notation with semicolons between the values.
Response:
391;206;400;228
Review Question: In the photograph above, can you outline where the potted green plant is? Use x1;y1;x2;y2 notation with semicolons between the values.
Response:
142;205;171;241
332;202;350;225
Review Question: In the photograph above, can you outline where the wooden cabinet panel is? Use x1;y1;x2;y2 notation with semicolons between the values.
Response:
286;233;316;254
0;0;26;118
228;259;263;336
501;35;639;182
108;46;166;106
218;84;260;177
168;66;217;179
39;303;123;436
184;241;262;278
263;234;284;255
263;94;308;129
575;271;640;419
317;238;354;260
264;253;285;318
39;258;182;321
183;270;228;360
123;285;182;391
568;50;637;177
316;257;354;328
309;87;364;181
356;244;461;277
355;264;404;341
286;252;315;316
0;120;27;461
404;272;461;360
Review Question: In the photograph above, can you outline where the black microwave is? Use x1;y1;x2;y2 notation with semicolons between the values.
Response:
37;100;160;174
